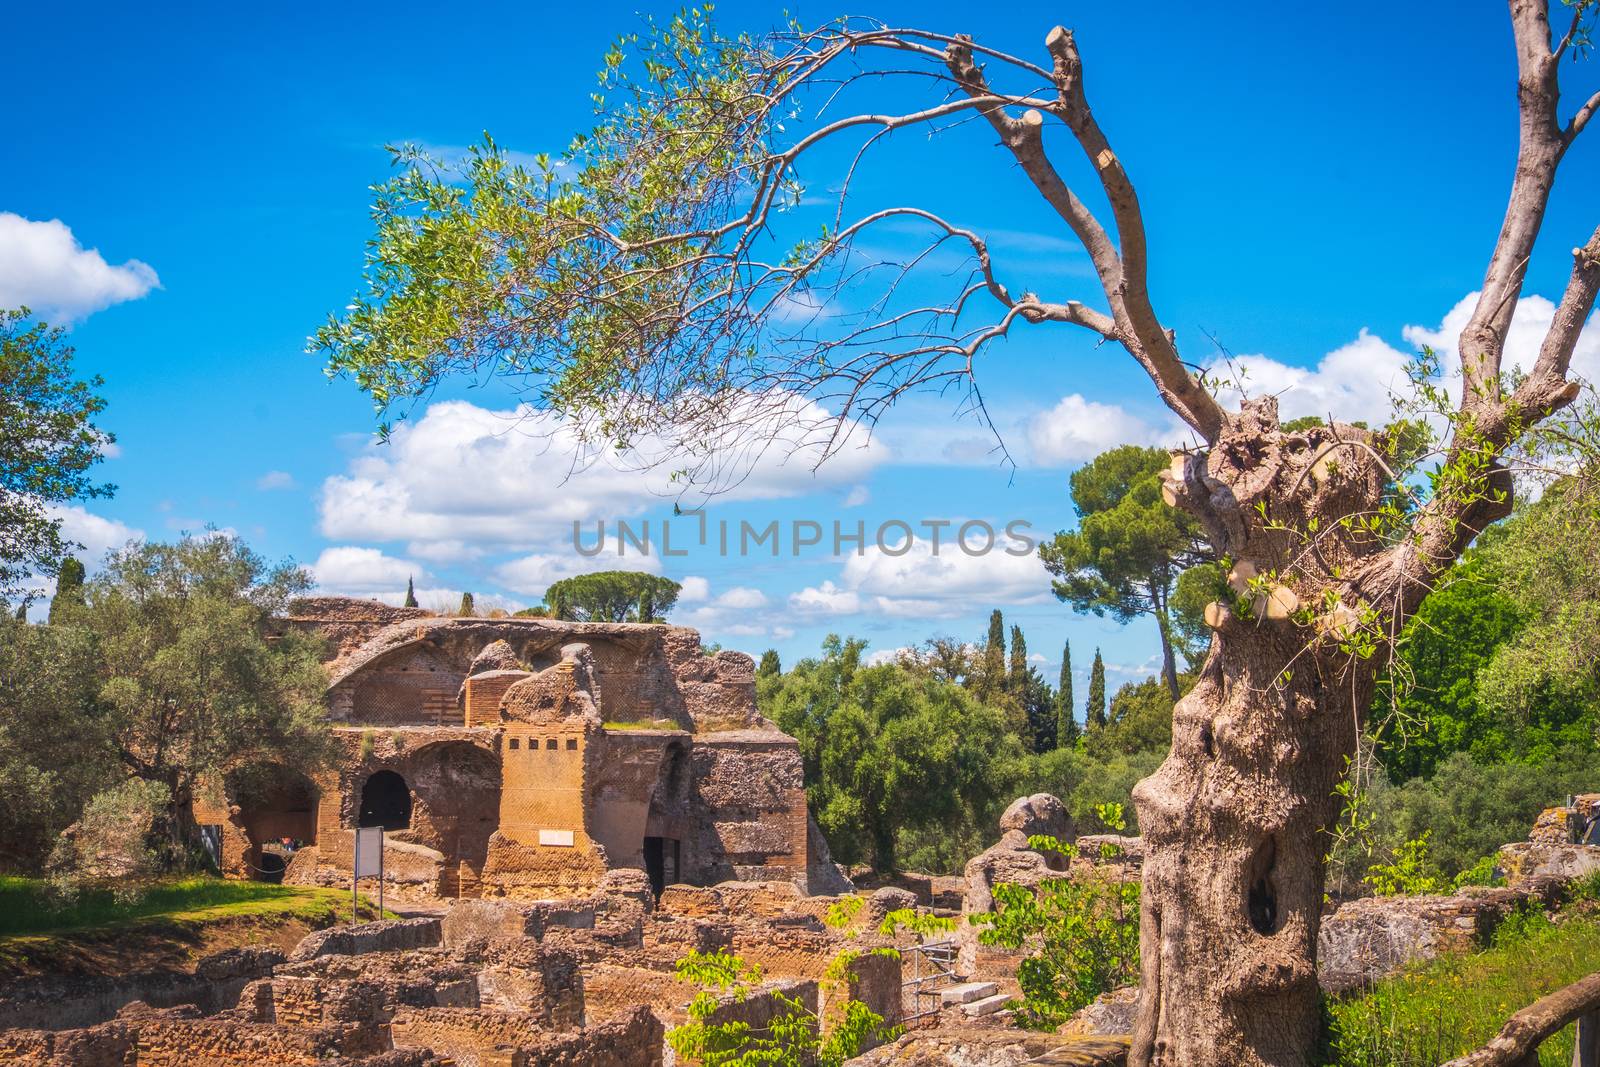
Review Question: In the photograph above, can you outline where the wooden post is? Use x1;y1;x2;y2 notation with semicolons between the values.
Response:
1575;1009;1598;1067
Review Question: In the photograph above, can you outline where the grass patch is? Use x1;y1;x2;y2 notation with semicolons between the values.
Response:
602;719;681;732
0;876;383;938
1322;906;1600;1066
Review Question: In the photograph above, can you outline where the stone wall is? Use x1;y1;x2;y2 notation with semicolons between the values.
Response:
289;919;442;963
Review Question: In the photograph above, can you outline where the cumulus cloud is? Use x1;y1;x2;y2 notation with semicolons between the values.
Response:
863;646;913;667
790;526;1052;620
788;579;862;615
52;505;144;564
1206;329;1414;427
319;396;887;553
493;550;661;598
1402;292;1600;391
311;546;423;596
678;576;711;603
675;583;774;637
0;214;160;323
1026;394;1173;465
1203;294;1599;428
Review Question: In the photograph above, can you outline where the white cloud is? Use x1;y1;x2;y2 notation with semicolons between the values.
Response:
405;539;485;563
842;485;871;508
674;582;780;638
863;646;912;667
256;470;296;491
0;214;160;323
791;527;1052;620
311;546;424;596
1402;292;1600;392
1206;329;1413;427
678;576;711;603
493;550;661;598
319;396;886;552
787;579;862;616
1025;394;1172;465
1203;294;1600;428
52;505;144;564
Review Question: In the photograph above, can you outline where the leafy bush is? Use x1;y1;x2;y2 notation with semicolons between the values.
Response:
666;948;900;1066
46;779;172;890
971;825;1140;1030
1363;833;1447;897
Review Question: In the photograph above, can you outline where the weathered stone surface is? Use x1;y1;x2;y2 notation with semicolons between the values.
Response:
242;604;826;900
865;886;919;931
1316;887;1543;993
999;794;1071;841
1496;840;1600;891
289;918;442;962
1060;986;1138;1038
850;1027;1064;1066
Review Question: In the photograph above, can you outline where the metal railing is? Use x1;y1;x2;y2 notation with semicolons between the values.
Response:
900;938;959;1028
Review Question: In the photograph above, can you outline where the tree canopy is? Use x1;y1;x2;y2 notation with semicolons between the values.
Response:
1039;445;1213;698
760;634;1026;873
0;310;115;604
61;534;332;857
542;570;682;622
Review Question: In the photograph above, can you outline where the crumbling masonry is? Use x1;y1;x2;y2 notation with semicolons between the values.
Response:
190;598;848;901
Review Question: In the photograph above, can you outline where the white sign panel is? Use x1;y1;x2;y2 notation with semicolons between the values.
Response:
538;829;575;847
355;826;383;876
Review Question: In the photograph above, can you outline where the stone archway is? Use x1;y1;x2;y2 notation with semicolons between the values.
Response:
228;765;320;882
359;769;412;830
644;741;691;895
404;741;501;896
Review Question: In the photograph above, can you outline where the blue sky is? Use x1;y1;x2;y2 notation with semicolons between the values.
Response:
4;1;1597;707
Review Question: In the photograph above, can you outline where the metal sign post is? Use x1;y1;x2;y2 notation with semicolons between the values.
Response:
354;826;383;924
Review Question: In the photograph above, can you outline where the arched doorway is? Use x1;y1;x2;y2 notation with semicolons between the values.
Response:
405;741;499;897
359;769;412;830
228;765;320;882
644;741;689;896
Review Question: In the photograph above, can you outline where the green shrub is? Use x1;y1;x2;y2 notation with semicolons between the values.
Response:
666;948;900;1066
1364;833;1448;897
971;828;1140;1030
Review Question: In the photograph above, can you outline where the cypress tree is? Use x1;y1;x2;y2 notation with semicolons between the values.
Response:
983;609;1006;691
12;601;26;623
1008;624;1028;691
1057;641;1079;747
1087;648;1107;729
459;591;476;617
49;556;85;623
403;575;418;608
758;649;782;678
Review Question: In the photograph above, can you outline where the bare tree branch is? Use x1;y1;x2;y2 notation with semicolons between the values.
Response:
1455;0;1572;411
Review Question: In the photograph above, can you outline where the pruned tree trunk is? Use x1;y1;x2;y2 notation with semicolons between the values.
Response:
1133;629;1365;1064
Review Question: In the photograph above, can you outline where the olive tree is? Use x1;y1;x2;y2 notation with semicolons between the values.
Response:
316;7;1600;1063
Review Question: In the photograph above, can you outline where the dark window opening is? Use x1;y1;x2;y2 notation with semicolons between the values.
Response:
643;836;680;898
509;738;520;750
566;738;577;750
359;769;412;831
546;738;557;750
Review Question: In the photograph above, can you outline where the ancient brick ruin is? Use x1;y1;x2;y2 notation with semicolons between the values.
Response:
0;876;909;1066
192;598;847;901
